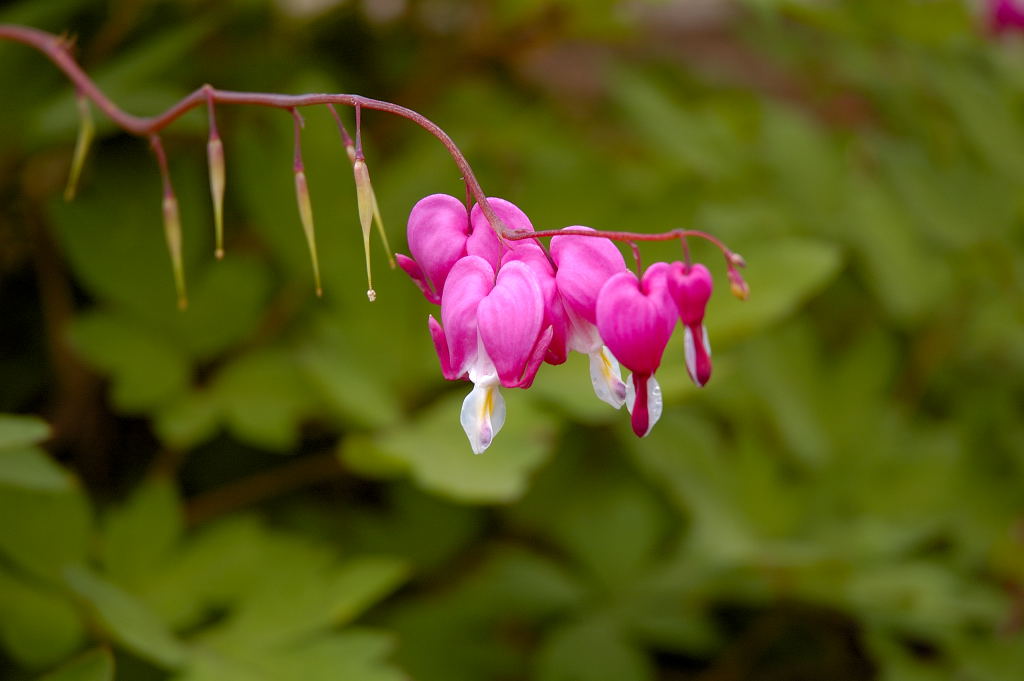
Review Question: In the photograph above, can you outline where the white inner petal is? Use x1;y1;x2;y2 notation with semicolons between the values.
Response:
702;323;712;356
646;374;663;436
625;374;663;437
683;325;697;383
563;303;602;354
589;346;626;409
460;377;505;454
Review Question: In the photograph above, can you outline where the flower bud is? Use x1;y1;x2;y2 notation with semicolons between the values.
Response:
353;158;377;301
162;193;187;310
294;169;322;297
64;94;94;201
207;134;226;259
727;268;749;301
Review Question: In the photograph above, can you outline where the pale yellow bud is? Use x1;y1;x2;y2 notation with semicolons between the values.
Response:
353;159;375;300
294;169;322;297
64;94;94;201
207;136;226;259
162;194;188;310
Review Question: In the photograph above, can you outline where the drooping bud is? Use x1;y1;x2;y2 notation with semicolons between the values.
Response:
150;134;187;310
727;267;749;300
64;93;94;201
294;168;322;297
290;108;322;297
353;158;375;301
207;134;225;259
162;193;187;310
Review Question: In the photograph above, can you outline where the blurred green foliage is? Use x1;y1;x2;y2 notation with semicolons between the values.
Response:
1;0;1023;679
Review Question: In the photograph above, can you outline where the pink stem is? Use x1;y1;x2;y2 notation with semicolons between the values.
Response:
0;23;510;235
0;23;744;260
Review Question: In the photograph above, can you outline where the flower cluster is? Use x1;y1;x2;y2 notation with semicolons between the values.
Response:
398;195;735;454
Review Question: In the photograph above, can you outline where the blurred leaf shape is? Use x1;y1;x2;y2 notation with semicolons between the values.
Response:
64;565;190;669
0;565;85;669
0;447;76;492
535;617;654;681
374;390;557;503
100;477;184;587
706;237;843;344
36;648;114;681
0;414;51;450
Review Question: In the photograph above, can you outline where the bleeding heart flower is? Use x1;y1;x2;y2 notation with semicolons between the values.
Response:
550;227;629;407
427;256;552;453
477;199;569;365
667;262;713;387
396;194;502;303
596;262;677;437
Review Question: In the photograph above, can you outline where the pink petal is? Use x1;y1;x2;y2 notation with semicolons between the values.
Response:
469;198;524;269
441;256;496;377
428;314;459;380
683;323;712;387
551;227;627;323
514;325;554;389
629;373;651;437
595;263;677;376
667;262;713;326
992;0;1024;33
477;260;545;388
396;253;440;304
502;245;567;365
407;194;471;297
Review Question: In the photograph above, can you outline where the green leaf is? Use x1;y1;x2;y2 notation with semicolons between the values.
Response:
0;414;51;450
101;477;183;586
0;447;75;492
625;413;756;563
161;256;274;361
153;389;221;450
297;342;402;430
376;390;557;503
535;618;654;681
137;515;268;631
706;238;843;345
211;348;318;451
48;153;208;317
344;483;483;573
612;68;743;181
0;485;91;580
260;630;405;681
512;445;669;590
36;648;114;681
179;630;405;681
64;565;189;669
387;547;583;681
0;565;85;670
204;552;408;652
843;172;952;325
69;311;190;413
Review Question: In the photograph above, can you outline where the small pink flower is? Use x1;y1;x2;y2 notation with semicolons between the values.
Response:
667;262;713;387
501;244;569;365
550;227;629;407
427;256;552;453
990;0;1024;34
396;194;502;303
475;199;570;365
596;262;677;437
